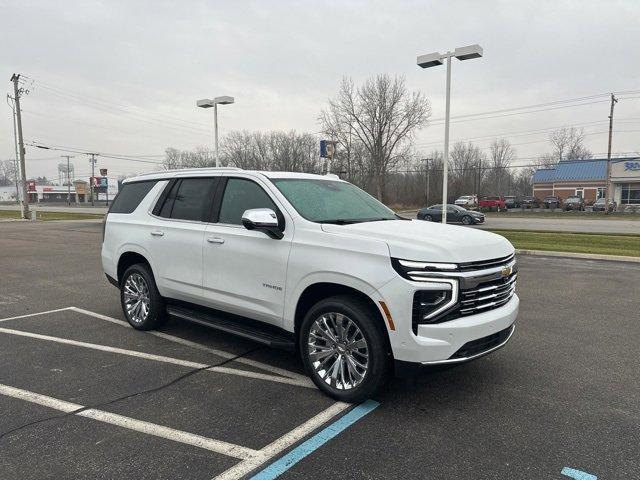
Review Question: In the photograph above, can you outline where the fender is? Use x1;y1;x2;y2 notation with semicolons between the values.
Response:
283;270;390;332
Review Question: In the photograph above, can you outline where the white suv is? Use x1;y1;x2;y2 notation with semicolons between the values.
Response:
102;168;519;402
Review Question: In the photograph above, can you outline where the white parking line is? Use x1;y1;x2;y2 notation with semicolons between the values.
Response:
0;307;74;323
0;384;257;459
214;401;351;480
0;327;314;389
68;307;313;385
0;308;363;478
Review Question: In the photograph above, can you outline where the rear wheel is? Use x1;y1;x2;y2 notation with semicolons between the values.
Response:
300;295;390;403
120;263;167;330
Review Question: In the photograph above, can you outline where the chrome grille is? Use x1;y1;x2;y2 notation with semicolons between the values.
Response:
457;253;515;272
458;273;517;316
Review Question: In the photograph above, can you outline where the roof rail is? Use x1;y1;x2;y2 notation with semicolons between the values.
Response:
135;167;243;176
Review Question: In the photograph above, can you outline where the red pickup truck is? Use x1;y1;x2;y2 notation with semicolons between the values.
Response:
479;195;507;211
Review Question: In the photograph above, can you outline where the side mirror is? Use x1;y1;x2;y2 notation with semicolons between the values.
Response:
241;208;283;239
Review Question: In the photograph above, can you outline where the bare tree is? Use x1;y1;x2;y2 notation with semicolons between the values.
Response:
548;127;592;161
319;75;431;200
486;138;515;194
0;160;17;187
449;142;485;200
162;146;215;169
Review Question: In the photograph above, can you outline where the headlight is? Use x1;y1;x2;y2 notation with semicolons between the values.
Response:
413;282;458;327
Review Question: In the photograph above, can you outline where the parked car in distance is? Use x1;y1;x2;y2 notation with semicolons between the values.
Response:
504;196;521;209
478;196;506;211
454;195;477;208
563;195;585;211
102;169;519;402
520;196;541;208
417;204;485;225
542;196;562;209
592;197;617;212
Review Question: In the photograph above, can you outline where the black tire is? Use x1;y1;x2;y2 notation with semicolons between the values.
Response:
424;214;432;221
461;215;472;225
120;263;167;330
299;295;390;403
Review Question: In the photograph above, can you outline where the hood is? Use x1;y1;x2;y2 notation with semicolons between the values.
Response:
321;219;514;263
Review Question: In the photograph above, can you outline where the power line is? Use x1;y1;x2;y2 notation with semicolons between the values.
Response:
429;89;640;123
26;141;165;165
29;80;214;137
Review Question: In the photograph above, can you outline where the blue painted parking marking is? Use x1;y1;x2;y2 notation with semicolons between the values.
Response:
250;399;380;480
561;467;597;479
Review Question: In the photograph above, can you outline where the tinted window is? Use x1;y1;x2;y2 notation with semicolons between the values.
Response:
219;178;277;225
160;178;216;221
109;181;157;214
157;181;179;218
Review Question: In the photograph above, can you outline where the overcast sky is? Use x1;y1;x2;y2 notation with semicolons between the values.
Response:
2;0;639;182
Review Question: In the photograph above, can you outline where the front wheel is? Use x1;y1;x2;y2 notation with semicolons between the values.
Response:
424;214;432;221
120;263;167;330
300;295;390;403
461;215;472;225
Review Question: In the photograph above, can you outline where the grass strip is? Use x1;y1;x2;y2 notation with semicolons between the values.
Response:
489;229;640;257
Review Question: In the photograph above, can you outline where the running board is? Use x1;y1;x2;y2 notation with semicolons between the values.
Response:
166;304;296;351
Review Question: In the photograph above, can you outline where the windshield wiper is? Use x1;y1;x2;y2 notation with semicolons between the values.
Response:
319;217;396;225
319;219;363;225
360;217;396;223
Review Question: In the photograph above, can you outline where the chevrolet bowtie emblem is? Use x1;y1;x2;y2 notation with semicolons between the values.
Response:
501;266;512;277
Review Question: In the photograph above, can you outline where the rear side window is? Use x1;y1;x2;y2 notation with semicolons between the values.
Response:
218;178;278;225
157;178;217;222
109;181;157;214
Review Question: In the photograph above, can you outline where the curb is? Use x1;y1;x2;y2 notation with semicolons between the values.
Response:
516;249;640;264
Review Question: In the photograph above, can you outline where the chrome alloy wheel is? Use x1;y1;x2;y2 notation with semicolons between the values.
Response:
123;273;150;324
307;312;369;390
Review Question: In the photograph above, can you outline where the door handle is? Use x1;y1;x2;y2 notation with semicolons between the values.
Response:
150;230;164;237
207;236;225;244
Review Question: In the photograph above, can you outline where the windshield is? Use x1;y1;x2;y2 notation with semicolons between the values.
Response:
272;178;396;223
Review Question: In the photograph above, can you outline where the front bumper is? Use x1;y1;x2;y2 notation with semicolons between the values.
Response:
378;273;520;365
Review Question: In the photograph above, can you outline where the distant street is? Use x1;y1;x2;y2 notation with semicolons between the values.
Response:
477;216;640;234
0;204;108;215
401;210;640;234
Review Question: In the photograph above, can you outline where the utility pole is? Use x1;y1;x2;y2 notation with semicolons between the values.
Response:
88;154;97;206
7;95;20;204
604;93;618;215
61;155;74;206
10;74;29;219
422;158;431;205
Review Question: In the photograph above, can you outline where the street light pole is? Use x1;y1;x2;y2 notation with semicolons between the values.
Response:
214;102;219;168
197;96;234;168
417;44;483;224
442;54;452;223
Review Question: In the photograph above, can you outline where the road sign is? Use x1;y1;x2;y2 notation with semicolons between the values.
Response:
320;140;335;159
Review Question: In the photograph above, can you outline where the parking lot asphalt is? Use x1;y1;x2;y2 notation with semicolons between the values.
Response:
0;220;638;479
